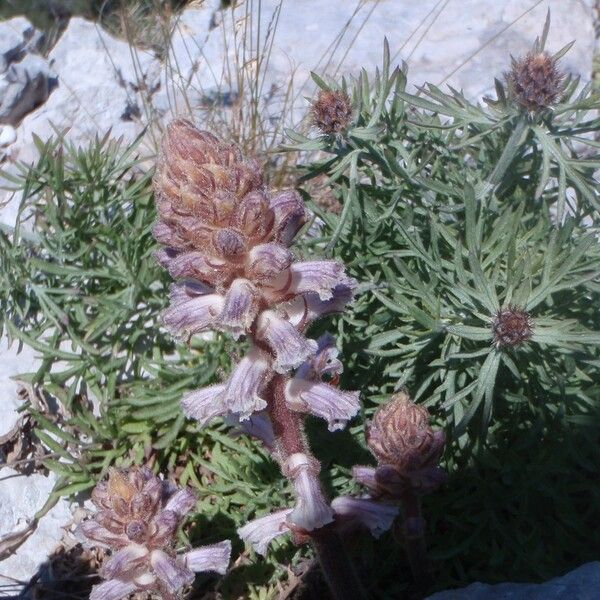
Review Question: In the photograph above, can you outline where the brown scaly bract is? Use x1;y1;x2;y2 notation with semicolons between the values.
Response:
311;90;353;135
491;306;533;348
506;51;564;112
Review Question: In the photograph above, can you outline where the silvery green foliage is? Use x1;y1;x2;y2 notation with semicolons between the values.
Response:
287;37;600;438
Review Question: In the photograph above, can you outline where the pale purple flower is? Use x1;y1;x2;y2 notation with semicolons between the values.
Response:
284;453;334;531
331;496;399;538
295;333;343;380
269;190;306;245
220;348;272;419
271;260;355;301
90;580;137;600
237;508;293;556
82;468;231;600
214;278;260;339
225;411;275;449
163;283;224;336
246;242;293;281
185;541;232;574
181;384;227;427
255;310;318;373
181;349;273;426
285;378;360;432
156;248;233;286
287;335;359;431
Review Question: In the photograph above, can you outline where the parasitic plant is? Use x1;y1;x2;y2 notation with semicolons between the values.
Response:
153;119;370;598
354;393;446;584
80;467;231;600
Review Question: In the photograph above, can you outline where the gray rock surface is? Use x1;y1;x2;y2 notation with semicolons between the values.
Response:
0;54;54;125
427;562;600;599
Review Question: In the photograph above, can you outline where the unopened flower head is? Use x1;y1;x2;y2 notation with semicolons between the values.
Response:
81;467;231;600
311;89;353;134
506;51;564;112
492;305;533;348
359;393;446;497
366;393;445;472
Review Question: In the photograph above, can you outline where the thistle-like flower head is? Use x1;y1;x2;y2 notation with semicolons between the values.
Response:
81;468;231;600
491;305;533;348
506;51;564;112
311;89;353;134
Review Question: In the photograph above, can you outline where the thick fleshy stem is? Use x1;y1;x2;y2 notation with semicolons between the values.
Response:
398;491;428;589
266;373;367;600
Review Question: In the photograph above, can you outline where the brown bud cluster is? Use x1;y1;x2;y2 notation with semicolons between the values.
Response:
492;306;533;348
153;119;306;293
506;51;564;112
311;89;352;135
366;393;445;474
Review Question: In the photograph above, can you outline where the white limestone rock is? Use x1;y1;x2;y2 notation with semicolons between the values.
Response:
12;17;160;165
0;468;72;589
0;17;44;75
0;124;16;147
0;54;54;126
0;337;40;437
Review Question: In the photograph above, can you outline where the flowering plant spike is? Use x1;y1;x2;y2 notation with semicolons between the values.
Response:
153;119;368;599
80;468;231;600
355;392;447;584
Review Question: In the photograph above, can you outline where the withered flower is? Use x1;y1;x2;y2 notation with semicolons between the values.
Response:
311;89;353;134
492;305;533;348
80;468;231;600
506;51;565;112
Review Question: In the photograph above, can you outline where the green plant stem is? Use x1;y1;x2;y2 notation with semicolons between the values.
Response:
266;373;367;600
483;115;529;196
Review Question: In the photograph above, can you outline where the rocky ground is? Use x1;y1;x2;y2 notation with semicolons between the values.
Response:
0;1;598;597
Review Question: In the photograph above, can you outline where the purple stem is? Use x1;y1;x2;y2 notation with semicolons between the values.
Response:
265;373;367;600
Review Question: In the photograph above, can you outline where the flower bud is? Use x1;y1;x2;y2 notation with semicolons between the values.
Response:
311;89;353;134
366;393;445;473
506;51;564;112
492;306;533;348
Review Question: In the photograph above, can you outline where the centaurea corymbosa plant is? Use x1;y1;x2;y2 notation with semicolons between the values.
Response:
80;467;231;600
152;119;376;598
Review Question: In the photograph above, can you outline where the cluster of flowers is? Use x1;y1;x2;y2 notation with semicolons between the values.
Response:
80;468;231;600
152;119;362;533
81;121;446;598
239;390;446;555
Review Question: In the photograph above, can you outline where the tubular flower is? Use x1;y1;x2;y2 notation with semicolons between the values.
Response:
153;119;357;428
80;468;231;600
